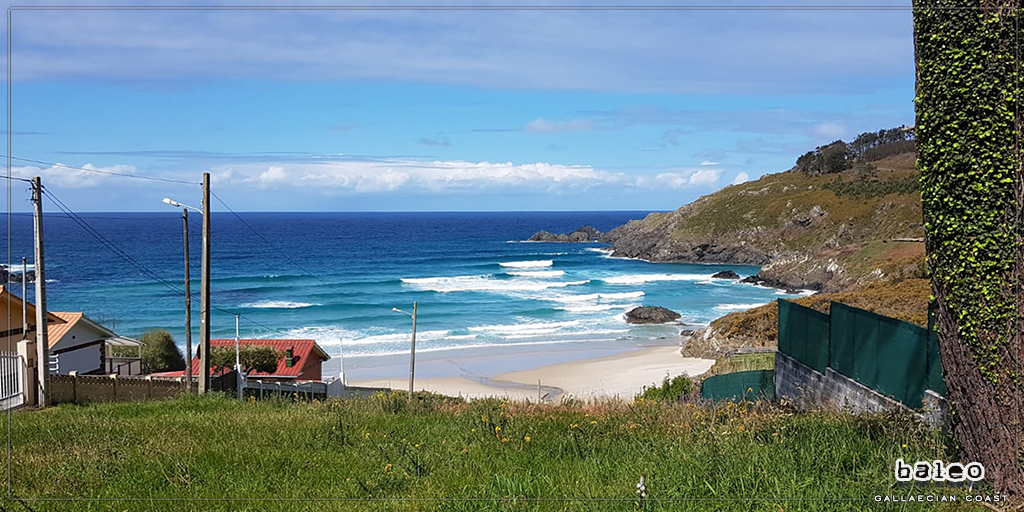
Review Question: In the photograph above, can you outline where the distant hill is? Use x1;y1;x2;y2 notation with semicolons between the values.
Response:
605;147;925;292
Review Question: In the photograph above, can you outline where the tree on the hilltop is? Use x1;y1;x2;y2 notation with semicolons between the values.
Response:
209;345;280;375
794;141;853;175
138;329;186;374
914;0;1022;495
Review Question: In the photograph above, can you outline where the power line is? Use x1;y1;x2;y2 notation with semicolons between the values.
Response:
210;190;351;297
41;185;186;296
5;155;199;186
37;184;306;341
0;175;31;183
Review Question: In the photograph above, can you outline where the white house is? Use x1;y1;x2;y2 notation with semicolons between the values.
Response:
47;312;142;376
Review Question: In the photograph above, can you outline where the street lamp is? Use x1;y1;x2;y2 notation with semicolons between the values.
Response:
162;190;210;394
392;302;418;401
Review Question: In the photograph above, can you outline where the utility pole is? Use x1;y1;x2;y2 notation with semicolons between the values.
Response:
183;208;193;393
408;301;417;401
21;257;27;340
199;172;211;394
31;176;48;406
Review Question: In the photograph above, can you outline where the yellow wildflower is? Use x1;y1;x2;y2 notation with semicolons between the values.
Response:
471;428;477;433
590;420;597;425
495;426;502;433
384;464;392;471
364;433;370;439
901;444;907;449
524;436;531;443
501;438;508;444
570;423;578;429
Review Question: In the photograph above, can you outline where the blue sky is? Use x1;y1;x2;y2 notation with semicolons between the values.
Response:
5;0;916;212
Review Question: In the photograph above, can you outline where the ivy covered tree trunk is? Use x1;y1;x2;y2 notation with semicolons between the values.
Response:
914;1;1022;494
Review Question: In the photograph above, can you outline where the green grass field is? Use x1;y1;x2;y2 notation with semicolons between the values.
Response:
3;394;989;511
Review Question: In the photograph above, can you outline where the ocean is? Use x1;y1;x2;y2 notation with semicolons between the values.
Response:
5;211;789;363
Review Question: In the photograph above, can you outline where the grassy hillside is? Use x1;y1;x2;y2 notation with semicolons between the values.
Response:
5;394;979;511
609;152;926;292
685;278;931;358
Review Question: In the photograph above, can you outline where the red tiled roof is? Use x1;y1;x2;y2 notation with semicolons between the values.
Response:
152;339;330;379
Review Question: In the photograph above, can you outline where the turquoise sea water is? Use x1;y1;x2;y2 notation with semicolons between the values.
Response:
6;211;792;361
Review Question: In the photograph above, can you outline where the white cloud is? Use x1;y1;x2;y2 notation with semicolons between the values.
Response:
688;169;722;186
733;172;750;185
524;118;594;134
10;162;135;188
258;166;288;183
644;168;722;189
227;158;626;194
699;160;719;166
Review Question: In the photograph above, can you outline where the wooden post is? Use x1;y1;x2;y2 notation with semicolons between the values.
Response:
408;301;417;401
111;374;118;401
183;208;193;394
31;177;49;406
146;375;153;399
199;172;211;394
69;371;78;404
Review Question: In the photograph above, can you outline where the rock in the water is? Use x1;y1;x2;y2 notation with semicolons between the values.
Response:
739;275;763;285
679;329;696;336
784;288;801;294
625;306;682;324
711;270;740;279
527;225;603;242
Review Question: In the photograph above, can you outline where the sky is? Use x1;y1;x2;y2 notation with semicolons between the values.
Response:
4;0;916;212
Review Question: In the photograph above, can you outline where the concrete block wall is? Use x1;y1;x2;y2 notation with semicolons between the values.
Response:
775;352;948;429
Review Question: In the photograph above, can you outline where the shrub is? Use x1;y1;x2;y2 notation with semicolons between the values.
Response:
137;329;185;374
635;375;692;402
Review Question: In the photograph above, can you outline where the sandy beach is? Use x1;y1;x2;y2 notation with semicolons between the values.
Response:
347;343;715;401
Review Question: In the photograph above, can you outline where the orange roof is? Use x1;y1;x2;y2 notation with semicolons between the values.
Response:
0;285;66;332
155;339;330;379
46;312;84;348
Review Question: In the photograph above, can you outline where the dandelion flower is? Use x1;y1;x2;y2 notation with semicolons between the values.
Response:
901;443;907;449
385;464;392;471
524;436;531;443
571;423;578;429
501;438;508;444
495;426;502;433
590;420;597;425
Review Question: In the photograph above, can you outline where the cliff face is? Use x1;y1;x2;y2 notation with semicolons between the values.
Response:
605;152;925;292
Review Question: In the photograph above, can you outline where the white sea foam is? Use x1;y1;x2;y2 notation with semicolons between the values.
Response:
469;320;580;334
499;260;553;268
506;270;565;278
556;304;634;313
714;303;770;311
240;300;319;309
402;275;588;293
601;273;713;285
547;291;645;303
775;288;817;297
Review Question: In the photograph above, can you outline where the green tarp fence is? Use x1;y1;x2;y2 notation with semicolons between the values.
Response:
830;303;928;408
777;299;947;408
701;370;776;402
777;300;830;372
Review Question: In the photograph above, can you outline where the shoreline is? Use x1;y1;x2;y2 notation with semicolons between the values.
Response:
345;340;715;401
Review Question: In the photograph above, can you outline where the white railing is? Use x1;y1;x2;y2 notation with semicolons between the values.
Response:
239;375;328;401
0;352;24;410
48;353;59;375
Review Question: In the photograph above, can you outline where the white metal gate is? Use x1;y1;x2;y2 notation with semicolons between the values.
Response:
0;352;24;410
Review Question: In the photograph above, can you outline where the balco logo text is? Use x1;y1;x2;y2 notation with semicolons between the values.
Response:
895;459;985;483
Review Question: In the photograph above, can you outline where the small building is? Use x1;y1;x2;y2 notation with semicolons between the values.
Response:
0;285;65;352
153;339;330;382
47;312;143;376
